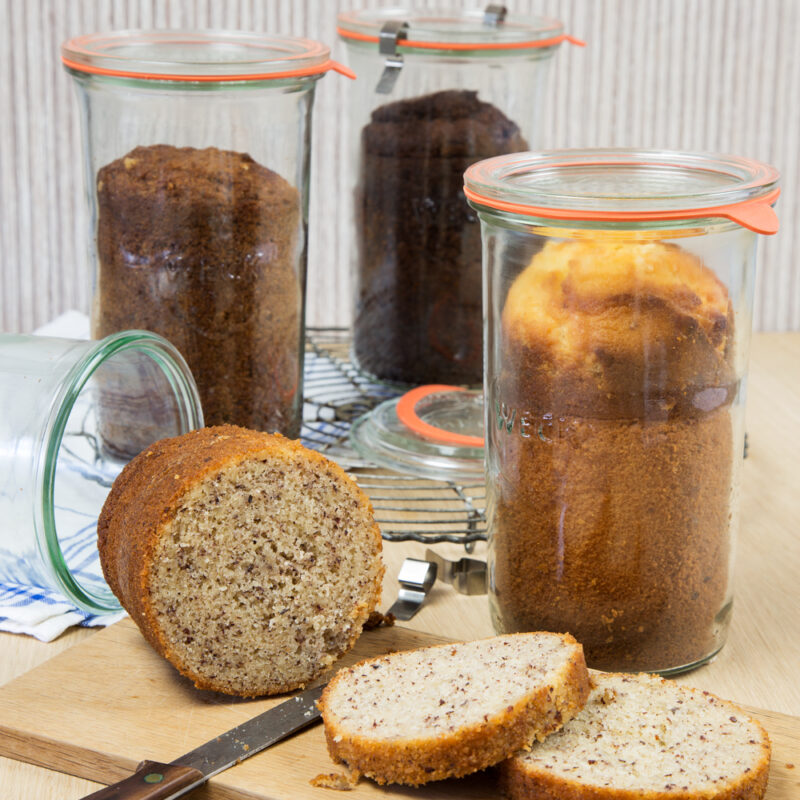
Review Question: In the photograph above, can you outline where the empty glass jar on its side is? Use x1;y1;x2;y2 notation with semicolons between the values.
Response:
466;149;780;674
0;330;202;613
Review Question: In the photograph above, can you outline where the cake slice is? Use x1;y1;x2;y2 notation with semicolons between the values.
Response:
317;632;590;786
97;425;384;697
500;672;771;800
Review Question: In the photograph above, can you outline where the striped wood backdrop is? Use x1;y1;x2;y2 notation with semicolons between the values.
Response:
1;0;798;332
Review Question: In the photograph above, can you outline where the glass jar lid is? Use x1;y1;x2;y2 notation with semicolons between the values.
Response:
337;8;582;55
62;30;354;83
350;386;484;483
464;149;781;234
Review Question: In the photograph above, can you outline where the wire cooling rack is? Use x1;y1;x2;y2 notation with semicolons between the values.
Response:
301;328;487;546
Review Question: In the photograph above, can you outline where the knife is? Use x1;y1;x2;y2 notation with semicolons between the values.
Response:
79;683;325;800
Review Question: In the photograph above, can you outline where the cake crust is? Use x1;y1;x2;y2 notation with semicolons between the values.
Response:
499;239;736;419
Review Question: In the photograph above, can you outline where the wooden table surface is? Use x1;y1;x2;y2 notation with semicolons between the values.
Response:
1;331;798;800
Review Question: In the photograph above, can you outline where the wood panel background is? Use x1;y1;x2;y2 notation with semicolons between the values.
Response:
1;0;798;333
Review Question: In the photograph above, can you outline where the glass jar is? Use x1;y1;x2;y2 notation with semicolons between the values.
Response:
338;8;581;387
465;149;780;675
0;330;203;613
62;31;352;438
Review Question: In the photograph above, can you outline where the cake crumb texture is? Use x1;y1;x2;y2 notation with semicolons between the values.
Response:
97;425;384;697
310;770;361;791
318;632;590;786
501;671;771;800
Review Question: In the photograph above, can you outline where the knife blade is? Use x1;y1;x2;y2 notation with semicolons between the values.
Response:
79;682;325;800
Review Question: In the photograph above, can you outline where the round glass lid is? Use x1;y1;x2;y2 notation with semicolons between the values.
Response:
464;149;780;234
350;385;484;483
62;30;350;81
337;8;578;52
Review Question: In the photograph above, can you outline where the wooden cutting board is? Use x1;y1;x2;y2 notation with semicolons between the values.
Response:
0;618;797;800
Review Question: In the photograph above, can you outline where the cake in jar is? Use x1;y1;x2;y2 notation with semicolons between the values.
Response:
353;90;527;385
488;239;737;672
95;144;302;436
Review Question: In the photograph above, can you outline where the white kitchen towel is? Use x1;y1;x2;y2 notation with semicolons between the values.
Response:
0;583;126;642
0;311;127;641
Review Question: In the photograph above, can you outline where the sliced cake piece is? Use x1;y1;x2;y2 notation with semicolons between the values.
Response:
318;632;590;786
97;425;384;697
501;672;771;800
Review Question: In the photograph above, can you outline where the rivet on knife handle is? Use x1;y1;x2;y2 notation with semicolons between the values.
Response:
79;760;204;800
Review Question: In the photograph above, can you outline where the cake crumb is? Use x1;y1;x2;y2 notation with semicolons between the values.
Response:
362;611;396;630
310;770;360;791
600;687;618;705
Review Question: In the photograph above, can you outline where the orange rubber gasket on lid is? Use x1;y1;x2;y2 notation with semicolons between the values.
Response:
396;385;485;448
60;56;356;81
463;185;781;235
336;26;585;51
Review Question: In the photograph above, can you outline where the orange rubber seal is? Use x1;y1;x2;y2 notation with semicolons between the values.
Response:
336;26;585;51
61;56;355;82
396;385;485;448
463;185;781;235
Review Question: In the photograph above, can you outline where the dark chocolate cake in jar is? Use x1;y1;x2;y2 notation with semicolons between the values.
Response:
353;90;526;385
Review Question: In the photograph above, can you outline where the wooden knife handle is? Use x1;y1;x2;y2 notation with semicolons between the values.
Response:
80;760;205;799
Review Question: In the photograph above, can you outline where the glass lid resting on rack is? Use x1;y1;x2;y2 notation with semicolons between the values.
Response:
349;385;485;483
463;149;781;233
301;330;487;543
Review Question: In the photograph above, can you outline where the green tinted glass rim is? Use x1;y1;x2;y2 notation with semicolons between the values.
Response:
36;330;203;614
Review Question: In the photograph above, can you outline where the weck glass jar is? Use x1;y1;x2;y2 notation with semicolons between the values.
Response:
465;149;780;675
338;7;582;387
0;330;202;613
63;31;352;438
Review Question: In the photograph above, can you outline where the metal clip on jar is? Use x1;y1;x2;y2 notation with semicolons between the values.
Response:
465;149;780;675
0;330;202;614
62;31;353;438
